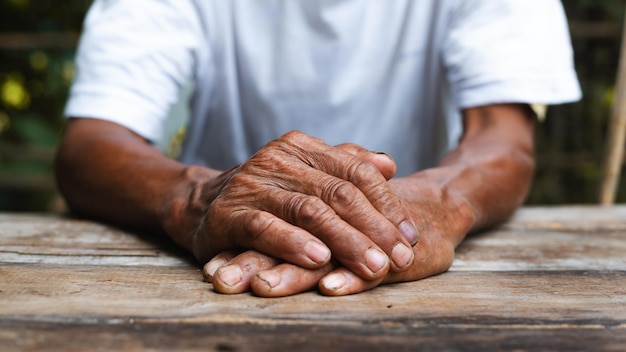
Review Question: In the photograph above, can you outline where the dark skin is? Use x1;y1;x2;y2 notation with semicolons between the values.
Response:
56;103;535;296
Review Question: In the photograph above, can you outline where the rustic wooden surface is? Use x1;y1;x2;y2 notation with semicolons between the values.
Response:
1;206;625;351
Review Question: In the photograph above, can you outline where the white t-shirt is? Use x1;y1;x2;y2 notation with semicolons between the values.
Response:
65;0;581;176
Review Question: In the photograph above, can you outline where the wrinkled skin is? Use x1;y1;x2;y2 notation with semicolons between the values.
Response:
56;104;535;297
190;133;419;281
204;163;473;297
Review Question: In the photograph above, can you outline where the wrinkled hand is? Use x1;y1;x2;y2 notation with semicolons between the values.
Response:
192;131;419;284
204;167;475;297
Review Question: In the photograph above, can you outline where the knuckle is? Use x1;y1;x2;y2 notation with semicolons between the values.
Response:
283;130;305;140
324;180;359;208
245;211;277;242
257;133;314;169
369;186;401;213
250;147;274;162
350;160;383;183
251;142;287;162
342;142;363;151
280;130;325;152
346;161;405;222
278;130;309;148
289;194;336;227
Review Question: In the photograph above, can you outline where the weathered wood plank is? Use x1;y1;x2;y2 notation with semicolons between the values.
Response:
1;208;625;351
1;265;624;322
1;318;624;352
1;268;625;351
502;206;626;231
2;209;625;270
0;213;192;266
452;229;626;271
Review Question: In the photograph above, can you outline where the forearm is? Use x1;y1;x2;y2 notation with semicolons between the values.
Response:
54;118;221;250
446;104;535;229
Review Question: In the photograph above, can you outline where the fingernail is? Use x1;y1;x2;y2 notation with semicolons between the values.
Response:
217;264;242;287
391;242;414;269
365;248;388;273
370;151;395;163
399;221;419;245
370;151;392;158
204;258;227;278
304;241;331;264
321;272;346;291
256;271;281;289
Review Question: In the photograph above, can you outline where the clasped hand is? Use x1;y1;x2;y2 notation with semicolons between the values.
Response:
188;131;462;296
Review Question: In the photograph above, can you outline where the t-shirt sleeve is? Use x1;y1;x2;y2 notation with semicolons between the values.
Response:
64;0;202;143
443;0;582;109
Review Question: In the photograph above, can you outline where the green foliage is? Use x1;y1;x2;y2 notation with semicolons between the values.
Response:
0;0;91;211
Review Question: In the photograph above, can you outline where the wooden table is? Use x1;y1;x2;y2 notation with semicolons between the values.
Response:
1;206;625;351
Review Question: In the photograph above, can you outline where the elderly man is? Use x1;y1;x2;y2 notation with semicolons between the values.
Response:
56;0;580;296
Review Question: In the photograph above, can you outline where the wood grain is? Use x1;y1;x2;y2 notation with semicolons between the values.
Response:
1;207;625;351
0;213;192;266
1;265;624;321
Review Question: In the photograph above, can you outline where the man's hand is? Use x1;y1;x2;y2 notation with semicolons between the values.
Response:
203;103;536;296
204;169;468;296
178;131;419;281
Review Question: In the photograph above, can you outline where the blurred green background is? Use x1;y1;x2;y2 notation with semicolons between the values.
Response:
0;0;625;212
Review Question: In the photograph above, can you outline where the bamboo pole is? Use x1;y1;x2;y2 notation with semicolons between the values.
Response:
599;8;626;205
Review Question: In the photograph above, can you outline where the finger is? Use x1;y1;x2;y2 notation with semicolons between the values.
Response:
251;262;335;297
318;267;383;296
211;250;280;294
203;250;237;283
273;170;415;273
335;143;396;180
255;188;397;279
256;132;418;247
232;205;390;280
329;157;419;247
228;209;332;269
297;142;419;247
383;232;456;284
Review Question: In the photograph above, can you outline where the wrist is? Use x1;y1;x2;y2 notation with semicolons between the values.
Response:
161;165;222;252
